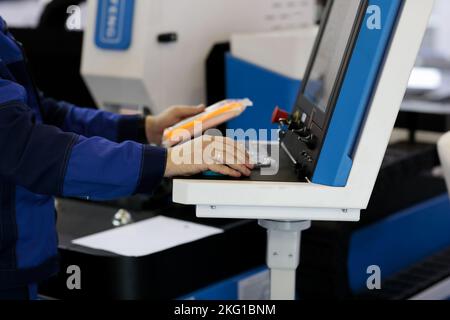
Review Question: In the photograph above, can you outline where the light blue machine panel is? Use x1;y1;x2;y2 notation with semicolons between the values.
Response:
312;0;403;186
348;195;450;293
226;55;301;140
95;0;135;51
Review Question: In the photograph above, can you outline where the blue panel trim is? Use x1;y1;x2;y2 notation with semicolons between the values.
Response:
313;0;403;186
226;54;301;140
348;195;450;293
95;0;135;51
180;267;267;300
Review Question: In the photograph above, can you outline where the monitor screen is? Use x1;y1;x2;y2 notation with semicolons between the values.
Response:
303;0;364;113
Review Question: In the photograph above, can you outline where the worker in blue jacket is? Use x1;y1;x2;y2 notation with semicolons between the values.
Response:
0;17;252;300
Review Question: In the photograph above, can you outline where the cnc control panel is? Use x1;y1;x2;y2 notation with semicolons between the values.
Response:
280;0;403;186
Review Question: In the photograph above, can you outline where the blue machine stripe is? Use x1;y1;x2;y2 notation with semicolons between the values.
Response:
226;54;301;140
313;0;403;187
180;267;268;300
348;194;450;293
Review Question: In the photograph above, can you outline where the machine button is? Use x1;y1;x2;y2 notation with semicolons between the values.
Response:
272;106;290;124
304;134;317;150
295;129;317;150
294;127;310;138
301;151;313;163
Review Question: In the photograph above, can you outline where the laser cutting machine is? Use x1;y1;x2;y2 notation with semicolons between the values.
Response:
173;0;435;300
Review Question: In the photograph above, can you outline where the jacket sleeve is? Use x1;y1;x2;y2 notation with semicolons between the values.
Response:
40;94;148;143
0;79;167;200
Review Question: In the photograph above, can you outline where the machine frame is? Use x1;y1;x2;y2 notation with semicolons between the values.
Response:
173;0;434;223
177;0;433;300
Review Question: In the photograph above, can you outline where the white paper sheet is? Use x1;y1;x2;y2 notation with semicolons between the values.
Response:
72;216;224;257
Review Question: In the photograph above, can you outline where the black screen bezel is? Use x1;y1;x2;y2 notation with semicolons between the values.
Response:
294;0;369;130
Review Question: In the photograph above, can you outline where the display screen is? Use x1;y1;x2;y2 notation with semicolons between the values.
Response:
303;0;363;113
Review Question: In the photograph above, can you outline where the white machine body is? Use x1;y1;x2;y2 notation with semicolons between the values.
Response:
81;0;316;114
230;27;319;80
173;0;435;222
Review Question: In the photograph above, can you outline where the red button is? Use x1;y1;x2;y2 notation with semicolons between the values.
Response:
271;107;290;124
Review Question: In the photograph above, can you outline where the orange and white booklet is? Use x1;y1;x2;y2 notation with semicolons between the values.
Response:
162;98;253;147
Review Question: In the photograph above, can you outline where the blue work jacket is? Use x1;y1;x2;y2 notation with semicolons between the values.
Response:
0;17;167;289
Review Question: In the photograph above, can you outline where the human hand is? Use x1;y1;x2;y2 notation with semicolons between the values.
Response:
145;104;205;145
164;135;254;178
